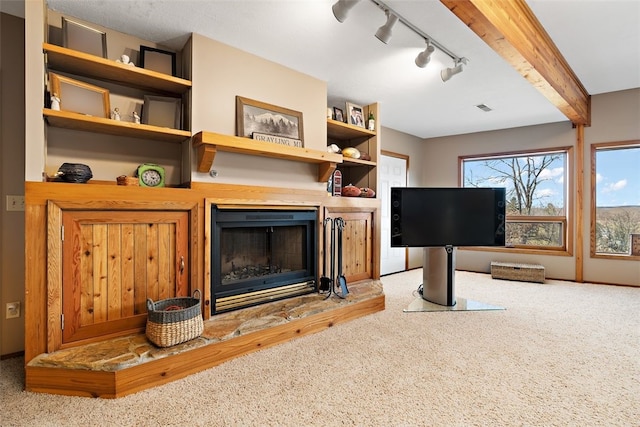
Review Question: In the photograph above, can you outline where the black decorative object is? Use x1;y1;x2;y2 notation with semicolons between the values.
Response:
56;163;93;183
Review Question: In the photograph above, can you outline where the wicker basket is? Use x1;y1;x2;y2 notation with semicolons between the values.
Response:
146;290;203;347
491;262;545;283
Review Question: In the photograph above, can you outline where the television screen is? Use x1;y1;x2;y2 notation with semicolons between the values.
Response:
391;187;506;247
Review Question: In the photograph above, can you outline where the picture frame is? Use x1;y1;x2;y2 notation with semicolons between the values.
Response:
333;107;344;123
49;72;110;118
346;102;365;128
62;17;107;58
142;95;181;129
140;46;177;76
236;96;304;146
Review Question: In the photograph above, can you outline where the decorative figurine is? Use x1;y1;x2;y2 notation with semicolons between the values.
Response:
327;143;341;154
116;54;135;66
50;93;60;111
111;107;121;121
132;111;141;124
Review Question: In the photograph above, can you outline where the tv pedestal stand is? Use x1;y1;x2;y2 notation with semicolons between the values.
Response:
422;246;456;306
404;246;504;312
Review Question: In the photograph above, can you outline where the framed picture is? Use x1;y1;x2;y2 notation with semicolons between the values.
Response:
333;107;344;123
346;102;365;128
140;46;176;76
49;72;110;118
142;95;181;129
62;17;107;58
236;96;304;146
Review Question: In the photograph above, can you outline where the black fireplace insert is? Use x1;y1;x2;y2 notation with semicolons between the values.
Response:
211;207;317;314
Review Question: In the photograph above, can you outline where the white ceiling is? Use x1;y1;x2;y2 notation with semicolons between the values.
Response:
8;0;640;139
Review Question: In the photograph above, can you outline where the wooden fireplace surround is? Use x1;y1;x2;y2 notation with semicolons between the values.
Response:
24;180;382;397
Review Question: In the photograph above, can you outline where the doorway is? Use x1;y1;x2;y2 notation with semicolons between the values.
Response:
380;152;408;275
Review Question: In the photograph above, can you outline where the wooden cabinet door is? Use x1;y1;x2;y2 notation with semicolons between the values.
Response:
61;210;189;344
325;210;373;283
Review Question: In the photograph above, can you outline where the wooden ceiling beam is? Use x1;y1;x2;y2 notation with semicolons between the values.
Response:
441;0;590;126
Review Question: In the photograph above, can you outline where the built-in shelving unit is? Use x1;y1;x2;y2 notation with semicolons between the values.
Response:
193;131;343;182
42;41;192;185
327;103;379;194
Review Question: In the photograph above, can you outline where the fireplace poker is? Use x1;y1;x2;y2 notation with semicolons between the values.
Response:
335;217;349;298
319;217;333;294
327;217;337;299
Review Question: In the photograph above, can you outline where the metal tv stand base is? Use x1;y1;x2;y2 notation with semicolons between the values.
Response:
422;246;456;306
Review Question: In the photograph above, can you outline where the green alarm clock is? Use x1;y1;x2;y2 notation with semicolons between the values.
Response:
136;163;165;187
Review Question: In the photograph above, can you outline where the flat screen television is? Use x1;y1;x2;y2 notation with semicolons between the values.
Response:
391;187;506;248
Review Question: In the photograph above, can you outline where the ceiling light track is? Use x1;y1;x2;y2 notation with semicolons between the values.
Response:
332;0;468;81
369;0;461;63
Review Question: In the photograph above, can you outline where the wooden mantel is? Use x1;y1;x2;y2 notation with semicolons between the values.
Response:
441;0;591;126
192;131;343;182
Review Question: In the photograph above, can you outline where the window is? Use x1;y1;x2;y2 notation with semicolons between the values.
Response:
591;141;640;258
461;148;571;252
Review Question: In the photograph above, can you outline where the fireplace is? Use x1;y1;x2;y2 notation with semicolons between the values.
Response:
211;206;318;314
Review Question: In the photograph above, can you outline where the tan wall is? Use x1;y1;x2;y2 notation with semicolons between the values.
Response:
419;89;640;286
189;33;328;191
1;12;26;356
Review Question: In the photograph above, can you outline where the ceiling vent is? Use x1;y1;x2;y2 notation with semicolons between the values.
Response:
476;104;493;112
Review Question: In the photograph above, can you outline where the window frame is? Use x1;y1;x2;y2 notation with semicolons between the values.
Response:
590;140;640;261
459;147;573;256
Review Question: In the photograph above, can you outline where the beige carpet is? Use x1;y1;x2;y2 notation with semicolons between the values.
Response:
1;270;639;426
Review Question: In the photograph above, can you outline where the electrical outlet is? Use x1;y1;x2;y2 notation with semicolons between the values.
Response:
6;195;25;211
6;302;20;319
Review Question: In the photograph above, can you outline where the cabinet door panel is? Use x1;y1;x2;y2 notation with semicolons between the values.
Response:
61;210;188;344
341;212;373;282
325;210;373;283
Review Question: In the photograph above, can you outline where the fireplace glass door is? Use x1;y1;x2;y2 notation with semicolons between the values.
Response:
211;208;317;313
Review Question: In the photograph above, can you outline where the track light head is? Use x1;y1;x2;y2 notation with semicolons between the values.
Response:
332;0;361;23
415;43;435;68
441;58;468;82
375;11;398;44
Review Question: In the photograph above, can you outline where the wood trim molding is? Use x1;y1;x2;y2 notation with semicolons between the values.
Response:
574;125;584;282
441;0;590;126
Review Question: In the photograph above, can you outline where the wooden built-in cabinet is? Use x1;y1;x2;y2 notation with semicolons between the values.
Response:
42;194;199;352
24;12;383;397
328;103;379;195
59;210;189;346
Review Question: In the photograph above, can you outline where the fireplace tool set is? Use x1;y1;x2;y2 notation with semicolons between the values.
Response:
320;217;350;299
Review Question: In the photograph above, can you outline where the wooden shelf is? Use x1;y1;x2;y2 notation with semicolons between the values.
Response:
192;131;343;182
43;43;192;95
342;157;377;167
327;119;376;140
43;108;191;143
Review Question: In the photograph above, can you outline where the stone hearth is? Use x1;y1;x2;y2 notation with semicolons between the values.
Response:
28;280;383;372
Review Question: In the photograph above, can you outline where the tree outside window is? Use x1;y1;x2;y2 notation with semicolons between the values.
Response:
461;149;569;250
591;142;640;257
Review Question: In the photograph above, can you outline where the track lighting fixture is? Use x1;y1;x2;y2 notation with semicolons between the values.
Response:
375;11;398;44
415;41;435;68
332;0;361;23
441;58;468;82
332;0;467;78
